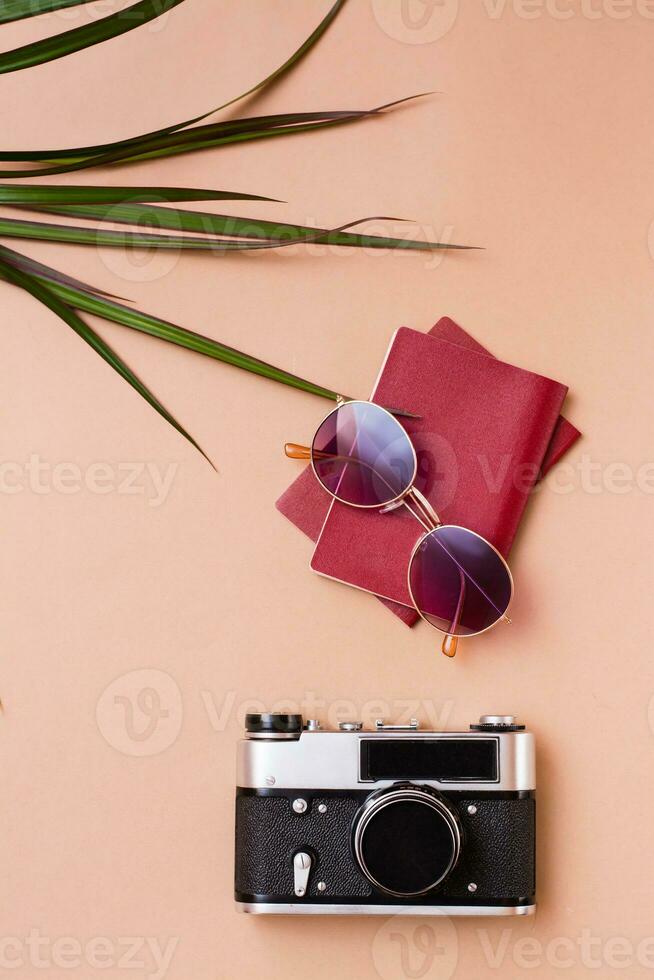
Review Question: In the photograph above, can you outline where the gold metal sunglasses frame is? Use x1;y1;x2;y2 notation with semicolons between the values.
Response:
286;398;513;658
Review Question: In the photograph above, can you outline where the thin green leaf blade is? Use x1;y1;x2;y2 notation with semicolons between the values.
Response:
0;243;129;298
203;0;348;117
0;106;384;177
0;0;93;25
0;0;346;150
43;278;342;400
0;247;414;417
0;108;348;161
0;96;424;178
0;183;277;205
0;253;212;464
0;247;343;401
22;203;475;251
0;214;261;250
10;0;347;159
0;0;186;74
106;98;424;167
0;105;371;164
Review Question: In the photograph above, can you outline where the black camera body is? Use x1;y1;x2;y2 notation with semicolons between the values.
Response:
235;712;535;916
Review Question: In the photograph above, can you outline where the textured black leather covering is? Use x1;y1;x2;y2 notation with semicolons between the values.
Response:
235;791;535;903
236;794;373;898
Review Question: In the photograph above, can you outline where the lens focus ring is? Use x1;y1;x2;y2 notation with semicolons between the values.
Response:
353;783;462;898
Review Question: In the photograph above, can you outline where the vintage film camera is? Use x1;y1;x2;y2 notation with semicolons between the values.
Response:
235;711;535;915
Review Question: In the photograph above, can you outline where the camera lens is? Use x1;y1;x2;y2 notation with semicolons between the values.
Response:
353;784;461;897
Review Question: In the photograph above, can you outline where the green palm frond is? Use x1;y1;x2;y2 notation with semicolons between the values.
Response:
0;0;466;462
0;0;186;74
0;1;94;26
0;245;344;403
0;96;420;178
0;249;212;463
0;182;473;252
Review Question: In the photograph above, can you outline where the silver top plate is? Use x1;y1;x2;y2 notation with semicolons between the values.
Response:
237;730;535;792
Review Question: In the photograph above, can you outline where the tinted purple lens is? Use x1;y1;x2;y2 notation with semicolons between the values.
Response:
312;402;416;507
408;526;512;637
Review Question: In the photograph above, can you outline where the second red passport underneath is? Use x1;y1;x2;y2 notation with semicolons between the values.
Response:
277;319;579;625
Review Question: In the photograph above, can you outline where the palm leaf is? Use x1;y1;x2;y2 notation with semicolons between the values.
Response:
1;177;473;251
0;107;366;162
200;0;348;120
0;245;343;401
0;0;186;74
0;252;212;463
0;0;93;25
0;0;347;153
0;183;277;204
0;246;129;298
0;208;473;253
0;97;417;177
0;214;263;250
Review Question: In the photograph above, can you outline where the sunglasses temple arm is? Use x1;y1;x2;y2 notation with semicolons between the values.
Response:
285;443;312;460
284;446;405;502
285;444;372;463
284;454;437;525
441;571;465;658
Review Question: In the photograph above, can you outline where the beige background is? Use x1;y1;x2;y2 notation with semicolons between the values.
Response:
1;1;654;978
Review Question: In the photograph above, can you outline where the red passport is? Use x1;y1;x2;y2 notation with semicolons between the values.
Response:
277;318;580;625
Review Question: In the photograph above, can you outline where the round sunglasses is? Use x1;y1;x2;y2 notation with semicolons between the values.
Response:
286;399;513;658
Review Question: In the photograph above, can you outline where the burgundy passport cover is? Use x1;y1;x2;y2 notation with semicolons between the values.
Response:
277;317;580;626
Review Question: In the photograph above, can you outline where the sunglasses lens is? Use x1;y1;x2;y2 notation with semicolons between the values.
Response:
312;402;415;506
408;526;512;637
